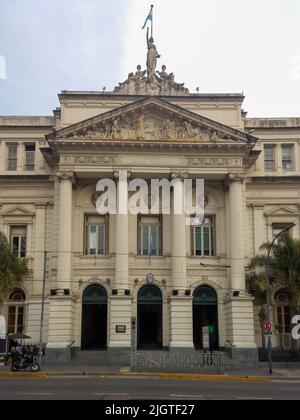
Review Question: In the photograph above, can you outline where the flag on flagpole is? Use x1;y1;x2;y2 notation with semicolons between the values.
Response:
142;6;153;30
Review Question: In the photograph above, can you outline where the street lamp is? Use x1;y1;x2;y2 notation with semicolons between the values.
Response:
265;223;296;375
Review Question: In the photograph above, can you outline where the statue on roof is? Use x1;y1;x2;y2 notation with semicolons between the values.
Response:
146;28;161;76
113;6;189;96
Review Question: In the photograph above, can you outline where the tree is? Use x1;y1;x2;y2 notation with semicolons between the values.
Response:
249;233;300;315
0;231;28;304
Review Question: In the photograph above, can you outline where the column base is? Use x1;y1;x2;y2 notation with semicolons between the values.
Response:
226;347;259;367
107;347;131;366
44;347;71;364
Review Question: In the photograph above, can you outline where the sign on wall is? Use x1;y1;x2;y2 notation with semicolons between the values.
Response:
116;325;126;334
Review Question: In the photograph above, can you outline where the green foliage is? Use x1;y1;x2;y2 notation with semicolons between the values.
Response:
249;233;300;313
0;231;28;304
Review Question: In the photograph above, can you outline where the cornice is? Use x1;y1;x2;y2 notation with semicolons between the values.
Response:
47;97;256;144
51;139;253;154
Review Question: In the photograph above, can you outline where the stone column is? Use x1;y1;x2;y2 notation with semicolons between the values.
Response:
33;204;47;296
114;170;129;289
169;174;194;350
225;174;258;366
228;174;245;292
56;171;75;289
171;173;187;289
45;171;75;363
108;171;131;362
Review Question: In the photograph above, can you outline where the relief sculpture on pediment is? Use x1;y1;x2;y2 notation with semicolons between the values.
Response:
64;113;232;143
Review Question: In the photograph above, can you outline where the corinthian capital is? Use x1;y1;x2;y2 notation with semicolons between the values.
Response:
171;172;189;181
56;170;76;183
225;173;246;186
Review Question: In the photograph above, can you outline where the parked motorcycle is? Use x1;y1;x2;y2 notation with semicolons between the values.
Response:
10;345;41;372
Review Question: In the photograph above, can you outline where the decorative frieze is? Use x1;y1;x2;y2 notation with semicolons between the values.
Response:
186;157;243;168
60;155;114;166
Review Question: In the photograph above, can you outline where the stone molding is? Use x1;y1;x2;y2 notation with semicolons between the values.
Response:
60;155;114;166
171;172;189;181
187;157;243;168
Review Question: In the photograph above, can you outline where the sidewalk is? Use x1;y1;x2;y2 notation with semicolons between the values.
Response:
1;363;300;381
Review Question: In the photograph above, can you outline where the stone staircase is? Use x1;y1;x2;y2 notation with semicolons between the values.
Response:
71;350;108;366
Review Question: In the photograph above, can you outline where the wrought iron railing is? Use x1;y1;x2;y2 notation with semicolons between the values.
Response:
131;351;224;371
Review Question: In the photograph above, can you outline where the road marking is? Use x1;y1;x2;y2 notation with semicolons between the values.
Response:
237;397;273;400
170;394;204;398
273;380;300;384
93;393;128;396
17;393;54;396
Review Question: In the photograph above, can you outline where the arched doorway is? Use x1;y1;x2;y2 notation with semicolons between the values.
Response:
193;286;219;351
81;285;107;350
137;285;162;350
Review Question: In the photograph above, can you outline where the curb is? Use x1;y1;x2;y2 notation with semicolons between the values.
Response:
0;373;48;379
0;371;271;382
119;372;271;382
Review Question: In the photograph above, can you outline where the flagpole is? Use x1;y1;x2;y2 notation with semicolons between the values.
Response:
151;5;154;39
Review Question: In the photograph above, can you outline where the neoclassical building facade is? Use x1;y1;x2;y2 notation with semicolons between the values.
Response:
0;51;299;365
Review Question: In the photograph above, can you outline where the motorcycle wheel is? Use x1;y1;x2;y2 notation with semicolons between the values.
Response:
30;363;40;373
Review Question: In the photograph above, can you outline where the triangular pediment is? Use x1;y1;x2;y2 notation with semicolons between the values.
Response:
47;97;256;145
1;207;35;217
265;206;298;217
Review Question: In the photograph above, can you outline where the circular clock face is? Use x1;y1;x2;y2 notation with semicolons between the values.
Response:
146;273;154;283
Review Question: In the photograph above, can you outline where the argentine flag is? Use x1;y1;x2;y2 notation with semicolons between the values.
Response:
142;6;153;29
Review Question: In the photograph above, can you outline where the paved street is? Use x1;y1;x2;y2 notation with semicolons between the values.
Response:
0;376;300;400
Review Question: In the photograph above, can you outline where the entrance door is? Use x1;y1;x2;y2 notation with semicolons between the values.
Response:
81;285;107;350
137;285;162;350
193;286;219;351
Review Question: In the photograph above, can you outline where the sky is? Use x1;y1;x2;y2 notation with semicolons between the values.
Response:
0;0;299;117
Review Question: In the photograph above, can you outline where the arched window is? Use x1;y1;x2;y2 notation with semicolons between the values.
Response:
7;289;26;334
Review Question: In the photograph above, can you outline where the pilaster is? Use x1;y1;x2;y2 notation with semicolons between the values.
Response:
169;296;194;350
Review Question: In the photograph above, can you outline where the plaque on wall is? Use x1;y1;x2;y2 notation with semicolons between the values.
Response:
116;325;126;334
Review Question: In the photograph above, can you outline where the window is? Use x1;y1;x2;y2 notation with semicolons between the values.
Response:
282;145;294;171
85;216;107;256
25;144;35;171
7;143;18;171
272;224;294;240
193;216;215;257
275;290;291;334
138;216;162;256
10;226;27;258
7;290;26;335
264;145;276;172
